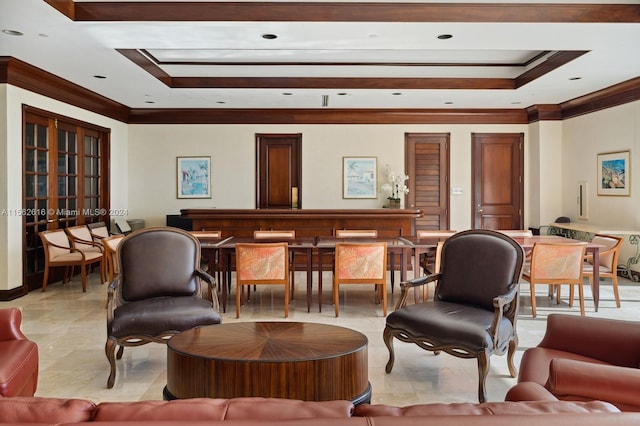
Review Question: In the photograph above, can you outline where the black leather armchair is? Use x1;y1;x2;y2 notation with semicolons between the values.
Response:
383;229;525;403
105;227;222;388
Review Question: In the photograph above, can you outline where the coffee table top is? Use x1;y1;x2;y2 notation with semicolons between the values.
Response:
168;321;368;362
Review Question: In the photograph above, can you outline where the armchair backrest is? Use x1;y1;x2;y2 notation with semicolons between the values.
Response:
435;229;524;311
40;229;72;260
589;234;623;268
118;227;201;301
66;225;96;252
88;221;110;240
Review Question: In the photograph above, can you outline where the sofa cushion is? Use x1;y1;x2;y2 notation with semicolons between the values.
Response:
0;397;96;423
93;397;354;421
354;400;620;417
0;340;39;397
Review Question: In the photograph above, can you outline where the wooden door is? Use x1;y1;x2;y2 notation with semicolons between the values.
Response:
405;133;450;231
471;133;524;230
256;134;302;209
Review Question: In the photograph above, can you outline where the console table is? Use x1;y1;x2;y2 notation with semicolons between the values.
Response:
547;222;640;282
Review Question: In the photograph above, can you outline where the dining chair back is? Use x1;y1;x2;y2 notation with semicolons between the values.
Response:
335;229;378;238
582;234;624;308
497;229;533;238
254;230;296;239
235;242;290;318
522;242;588;317
101;234;125;283
333;242;387;317
416;230;457;276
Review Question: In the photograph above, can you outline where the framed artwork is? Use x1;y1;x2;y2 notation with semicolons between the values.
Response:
177;156;211;199
343;156;377;199
597;150;630;196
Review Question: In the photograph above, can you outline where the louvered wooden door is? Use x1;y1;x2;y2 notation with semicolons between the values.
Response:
405;133;450;231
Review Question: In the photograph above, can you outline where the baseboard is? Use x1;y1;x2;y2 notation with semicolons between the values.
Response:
0;286;27;301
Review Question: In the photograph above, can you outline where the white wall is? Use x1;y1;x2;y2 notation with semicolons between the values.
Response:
561;101;640;270
127;123;528;230
0;84;128;291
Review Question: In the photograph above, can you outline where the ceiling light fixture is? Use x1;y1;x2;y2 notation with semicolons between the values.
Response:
437;34;453;40
145;100;155;104
392;92;402;96
337;93;348;96
282;92;292;96
93;75;106;79
2;29;23;36
262;34;277;40
569;76;582;80
444;101;454;105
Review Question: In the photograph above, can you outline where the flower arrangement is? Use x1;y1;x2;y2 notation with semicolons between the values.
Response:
381;166;409;203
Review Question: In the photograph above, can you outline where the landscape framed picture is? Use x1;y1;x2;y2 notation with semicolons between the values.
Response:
343;156;377;199
177;156;211;199
597;150;630;196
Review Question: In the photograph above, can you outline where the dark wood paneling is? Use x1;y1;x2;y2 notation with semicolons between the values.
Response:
181;208;422;238
0;57;129;123
129;108;529;124
0;287;27;302
71;3;640;23
527;104;563;122
560;77;640;120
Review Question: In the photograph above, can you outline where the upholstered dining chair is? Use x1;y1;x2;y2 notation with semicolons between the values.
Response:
521;242;588;317
333;242;388;317
335;229;378;238
383;229;525;403
39;229;103;292
66;225;106;283
235;242;290;318
101;234;125;283
253;230;297;299
105;227;221;388
496;229;533;238
582;234;624;308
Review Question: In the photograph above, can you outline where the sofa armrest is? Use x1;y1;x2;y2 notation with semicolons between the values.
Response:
504;382;560;402
538;314;640;367
548;358;640;409
0;308;27;341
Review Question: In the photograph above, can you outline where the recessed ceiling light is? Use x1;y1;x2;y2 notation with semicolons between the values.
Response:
444;101;454;105
93;75;106;79
437;34;453;40
38;33;48;38
2;29;23;36
569;76;582;81
392;92;402;96
511;101;522;105
282;92;293;96
145;101;155;104
337;92;348;96
216;101;226;104
262;34;278;40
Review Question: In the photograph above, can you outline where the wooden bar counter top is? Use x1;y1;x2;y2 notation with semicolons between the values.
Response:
164;322;371;404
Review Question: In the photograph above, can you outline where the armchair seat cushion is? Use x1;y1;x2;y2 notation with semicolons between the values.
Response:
109;296;222;338
386;301;512;351
0;340;39;397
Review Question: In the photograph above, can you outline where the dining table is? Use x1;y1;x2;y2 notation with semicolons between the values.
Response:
314;236;413;313
216;236;317;313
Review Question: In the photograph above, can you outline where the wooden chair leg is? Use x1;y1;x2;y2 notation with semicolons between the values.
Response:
529;282;537;317
80;264;87;292
613;275;621;308
476;351;490;403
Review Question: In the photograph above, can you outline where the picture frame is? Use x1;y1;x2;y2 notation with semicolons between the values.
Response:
597;150;630;196
177;156;211;199
343;156;377;199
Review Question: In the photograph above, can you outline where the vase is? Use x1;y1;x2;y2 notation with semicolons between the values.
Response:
388;198;401;208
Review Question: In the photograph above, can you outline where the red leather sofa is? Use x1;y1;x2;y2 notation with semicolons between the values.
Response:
512;314;640;411
1;395;640;426
0;308;38;397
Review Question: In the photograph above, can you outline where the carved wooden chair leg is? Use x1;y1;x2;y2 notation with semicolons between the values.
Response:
105;338;118;389
507;337;518;377
383;327;395;373
116;345;124;359
476;351;490;403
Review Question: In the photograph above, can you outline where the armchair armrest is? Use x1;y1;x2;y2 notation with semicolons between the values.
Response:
539;315;640;367
395;274;441;308
0;308;27;341
68;235;104;251
548;358;640;409
195;269;219;311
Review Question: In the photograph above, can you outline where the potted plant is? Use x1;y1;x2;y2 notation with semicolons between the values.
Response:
381;167;409;208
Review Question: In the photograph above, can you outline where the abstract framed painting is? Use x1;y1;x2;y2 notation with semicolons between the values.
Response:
597;151;630;196
177;156;211;199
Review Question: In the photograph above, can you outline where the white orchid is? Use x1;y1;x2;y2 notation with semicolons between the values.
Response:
381;166;409;200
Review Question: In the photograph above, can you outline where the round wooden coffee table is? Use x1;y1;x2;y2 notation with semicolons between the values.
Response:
164;321;371;404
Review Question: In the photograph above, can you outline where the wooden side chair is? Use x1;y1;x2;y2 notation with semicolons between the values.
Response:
190;230;222;276
253;230;297;298
39;229;103;292
416;230;457;275
582;234;624;308
496;229;533;238
521;242;588;317
235;242;290;318
335;229;378;238
66;225;106;283
333;242;388;317
88;221;110;241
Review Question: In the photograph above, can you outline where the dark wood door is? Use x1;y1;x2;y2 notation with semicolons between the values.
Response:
256;134;302;209
472;133;524;230
405;133;450;231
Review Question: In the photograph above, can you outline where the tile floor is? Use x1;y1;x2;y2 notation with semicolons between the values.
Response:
3;268;639;405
